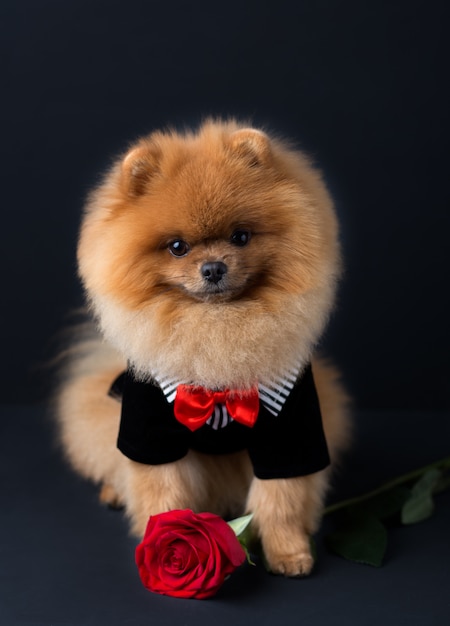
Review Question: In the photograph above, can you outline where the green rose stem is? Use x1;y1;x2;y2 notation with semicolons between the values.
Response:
230;456;450;570
324;455;450;517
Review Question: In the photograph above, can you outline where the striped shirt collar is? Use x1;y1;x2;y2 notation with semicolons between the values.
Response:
154;363;303;429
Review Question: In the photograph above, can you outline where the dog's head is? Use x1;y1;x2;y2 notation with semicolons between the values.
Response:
77;121;340;387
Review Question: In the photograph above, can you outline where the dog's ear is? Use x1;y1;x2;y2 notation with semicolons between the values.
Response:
121;142;162;196
228;128;271;166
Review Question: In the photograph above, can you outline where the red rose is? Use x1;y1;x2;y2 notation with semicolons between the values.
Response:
135;509;246;599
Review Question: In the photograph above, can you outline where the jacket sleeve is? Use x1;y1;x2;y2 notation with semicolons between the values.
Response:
248;364;331;479
115;371;191;465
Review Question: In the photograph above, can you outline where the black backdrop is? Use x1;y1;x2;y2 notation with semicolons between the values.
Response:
3;0;449;410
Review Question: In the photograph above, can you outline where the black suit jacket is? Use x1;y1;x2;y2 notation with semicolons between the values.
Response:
111;364;330;479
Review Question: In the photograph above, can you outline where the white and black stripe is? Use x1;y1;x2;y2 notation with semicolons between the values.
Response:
157;377;179;404
206;404;233;430
258;366;299;416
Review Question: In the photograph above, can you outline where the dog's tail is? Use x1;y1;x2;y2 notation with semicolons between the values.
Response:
51;313;126;482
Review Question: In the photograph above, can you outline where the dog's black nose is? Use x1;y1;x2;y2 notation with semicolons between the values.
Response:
201;261;228;284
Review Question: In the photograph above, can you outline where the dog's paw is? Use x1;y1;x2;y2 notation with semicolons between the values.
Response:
260;528;315;577
266;550;314;577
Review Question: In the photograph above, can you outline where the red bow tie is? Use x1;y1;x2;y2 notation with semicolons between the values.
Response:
174;385;260;431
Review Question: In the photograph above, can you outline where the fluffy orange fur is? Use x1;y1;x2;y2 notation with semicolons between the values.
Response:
56;120;350;577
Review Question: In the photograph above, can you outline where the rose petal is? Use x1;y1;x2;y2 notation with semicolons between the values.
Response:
200;514;247;566
159;543;199;587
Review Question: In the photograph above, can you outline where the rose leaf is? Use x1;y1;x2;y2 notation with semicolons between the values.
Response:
227;513;253;538
325;513;388;567
401;468;442;525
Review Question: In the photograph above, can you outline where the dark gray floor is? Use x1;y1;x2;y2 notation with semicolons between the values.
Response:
1;405;449;625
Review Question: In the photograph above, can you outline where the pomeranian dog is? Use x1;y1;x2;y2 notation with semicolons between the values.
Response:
56;119;350;577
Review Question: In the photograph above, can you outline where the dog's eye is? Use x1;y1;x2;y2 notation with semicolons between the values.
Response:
168;240;190;257
230;229;251;247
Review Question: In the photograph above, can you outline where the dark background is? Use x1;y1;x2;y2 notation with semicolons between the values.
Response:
2;4;450;624
3;0;449;410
